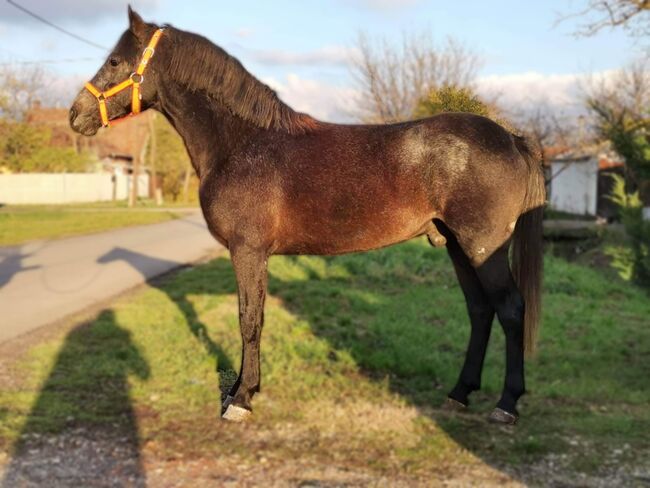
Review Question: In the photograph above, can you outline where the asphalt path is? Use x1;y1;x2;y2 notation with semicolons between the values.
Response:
0;210;219;344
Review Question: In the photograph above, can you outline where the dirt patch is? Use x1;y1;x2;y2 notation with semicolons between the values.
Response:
0;424;525;487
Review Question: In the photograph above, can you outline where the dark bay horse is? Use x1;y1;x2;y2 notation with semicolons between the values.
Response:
70;8;545;425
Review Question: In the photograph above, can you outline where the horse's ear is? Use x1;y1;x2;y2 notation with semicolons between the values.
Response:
128;5;146;39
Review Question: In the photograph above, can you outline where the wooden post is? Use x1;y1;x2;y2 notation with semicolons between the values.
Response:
129;127;151;207
148;113;163;205
128;154;138;207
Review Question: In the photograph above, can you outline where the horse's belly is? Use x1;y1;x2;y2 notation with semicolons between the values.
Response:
275;207;432;255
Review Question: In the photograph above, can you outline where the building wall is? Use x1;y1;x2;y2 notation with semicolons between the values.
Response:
550;159;599;215
0;173;150;204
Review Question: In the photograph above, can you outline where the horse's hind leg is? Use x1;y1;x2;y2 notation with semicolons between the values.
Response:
222;244;268;422
474;246;525;425
444;232;495;409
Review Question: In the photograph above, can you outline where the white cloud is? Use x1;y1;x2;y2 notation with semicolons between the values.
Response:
263;73;360;122
476;70;619;115
247;45;357;67
0;0;159;23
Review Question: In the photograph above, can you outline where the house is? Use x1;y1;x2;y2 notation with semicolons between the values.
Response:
548;150;624;217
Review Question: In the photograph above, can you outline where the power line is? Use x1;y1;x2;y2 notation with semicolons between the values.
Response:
6;0;108;51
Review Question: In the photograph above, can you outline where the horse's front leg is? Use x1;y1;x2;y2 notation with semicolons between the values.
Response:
222;244;268;422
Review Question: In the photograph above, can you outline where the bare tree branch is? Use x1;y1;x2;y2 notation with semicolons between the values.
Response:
350;31;482;123
557;0;650;37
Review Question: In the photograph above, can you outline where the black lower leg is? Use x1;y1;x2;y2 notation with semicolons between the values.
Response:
476;250;526;417
446;238;495;406
494;291;525;414
448;302;494;405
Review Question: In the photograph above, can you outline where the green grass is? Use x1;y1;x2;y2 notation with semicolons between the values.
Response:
0;205;182;245
1;239;649;481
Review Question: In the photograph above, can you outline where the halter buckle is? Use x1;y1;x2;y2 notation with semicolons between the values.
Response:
130;72;144;84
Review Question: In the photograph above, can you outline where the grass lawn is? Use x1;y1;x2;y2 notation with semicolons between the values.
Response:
0;204;183;246
0;239;648;484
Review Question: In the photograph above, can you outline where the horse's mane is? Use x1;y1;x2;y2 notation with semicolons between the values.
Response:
165;27;318;134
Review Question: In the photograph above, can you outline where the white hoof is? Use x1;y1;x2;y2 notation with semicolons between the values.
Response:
222;404;251;422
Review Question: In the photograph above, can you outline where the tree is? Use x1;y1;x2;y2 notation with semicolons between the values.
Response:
351;31;482;123
0;65;47;121
147;113;195;201
558;0;650;37
0;121;89;173
586;60;650;203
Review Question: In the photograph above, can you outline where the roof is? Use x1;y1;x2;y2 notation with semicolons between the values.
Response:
549;142;624;169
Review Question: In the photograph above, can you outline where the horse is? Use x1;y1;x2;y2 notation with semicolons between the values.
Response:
70;7;545;425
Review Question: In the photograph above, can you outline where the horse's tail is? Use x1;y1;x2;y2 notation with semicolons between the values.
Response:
512;135;545;356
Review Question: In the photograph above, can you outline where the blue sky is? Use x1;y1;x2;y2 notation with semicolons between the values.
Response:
0;0;644;120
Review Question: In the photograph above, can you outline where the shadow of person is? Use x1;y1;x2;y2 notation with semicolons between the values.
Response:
2;310;149;487
0;248;40;290
97;247;235;397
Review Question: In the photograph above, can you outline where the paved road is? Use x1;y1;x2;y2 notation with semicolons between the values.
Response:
0;211;219;344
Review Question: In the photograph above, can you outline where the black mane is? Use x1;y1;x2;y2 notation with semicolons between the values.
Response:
164;27;318;134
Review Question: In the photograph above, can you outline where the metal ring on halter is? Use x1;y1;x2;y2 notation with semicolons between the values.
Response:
130;72;144;84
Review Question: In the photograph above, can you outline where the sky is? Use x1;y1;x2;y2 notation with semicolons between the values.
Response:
0;0;646;121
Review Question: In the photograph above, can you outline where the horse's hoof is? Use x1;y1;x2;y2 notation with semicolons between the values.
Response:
442;397;467;411
222;403;252;422
488;407;518;425
222;394;234;412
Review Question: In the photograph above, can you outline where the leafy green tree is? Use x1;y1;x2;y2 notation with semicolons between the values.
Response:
607;174;650;286
0;121;90;173
414;85;491;119
148;114;195;201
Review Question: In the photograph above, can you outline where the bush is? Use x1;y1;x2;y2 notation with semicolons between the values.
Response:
607;173;650;286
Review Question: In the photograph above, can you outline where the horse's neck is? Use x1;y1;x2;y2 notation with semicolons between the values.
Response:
156;81;258;178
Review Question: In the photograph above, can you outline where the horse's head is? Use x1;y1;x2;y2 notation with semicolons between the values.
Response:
69;7;162;136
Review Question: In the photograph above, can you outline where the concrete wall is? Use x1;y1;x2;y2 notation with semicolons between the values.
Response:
0;173;150;204
549;159;599;216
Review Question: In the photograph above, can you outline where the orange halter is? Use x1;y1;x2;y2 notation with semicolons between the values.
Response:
84;28;164;127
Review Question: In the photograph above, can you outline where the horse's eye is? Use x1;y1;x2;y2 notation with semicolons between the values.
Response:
109;58;119;67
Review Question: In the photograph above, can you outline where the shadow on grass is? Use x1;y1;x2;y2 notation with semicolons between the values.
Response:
2;248;234;487
5;241;648;484
198;243;649;478
1;310;149;487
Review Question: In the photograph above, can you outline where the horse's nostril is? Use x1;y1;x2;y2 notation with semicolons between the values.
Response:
69;107;78;124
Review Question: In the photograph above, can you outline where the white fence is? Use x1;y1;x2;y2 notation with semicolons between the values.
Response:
0;173;150;205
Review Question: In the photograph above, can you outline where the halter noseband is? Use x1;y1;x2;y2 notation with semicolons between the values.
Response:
84;28;164;128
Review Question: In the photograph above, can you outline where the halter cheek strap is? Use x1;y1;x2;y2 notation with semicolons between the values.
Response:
84;28;164;128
